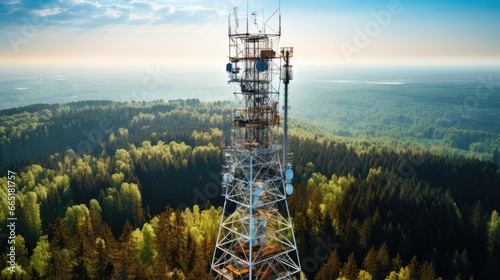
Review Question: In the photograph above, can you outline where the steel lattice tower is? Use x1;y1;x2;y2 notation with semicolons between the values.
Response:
211;1;300;279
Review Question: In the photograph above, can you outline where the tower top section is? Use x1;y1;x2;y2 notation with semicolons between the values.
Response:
228;0;281;36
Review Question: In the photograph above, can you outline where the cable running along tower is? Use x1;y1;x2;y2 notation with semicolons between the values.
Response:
211;0;300;279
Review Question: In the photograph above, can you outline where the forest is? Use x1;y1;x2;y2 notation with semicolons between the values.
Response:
291;72;500;163
0;99;499;279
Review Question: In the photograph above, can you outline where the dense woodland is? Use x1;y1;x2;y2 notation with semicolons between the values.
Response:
291;74;500;162
0;100;499;279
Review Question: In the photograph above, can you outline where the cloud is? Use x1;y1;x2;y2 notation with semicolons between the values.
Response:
102;7;123;19
131;0;155;10
3;0;22;4
31;7;65;17
0;0;227;28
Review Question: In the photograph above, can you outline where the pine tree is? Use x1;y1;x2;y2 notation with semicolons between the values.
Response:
113;221;135;279
392;253;403;272
69;215;94;280
341;253;358;280
154;208;175;277
449;249;470;279
315;250;341;280
47;248;74;280
362;247;378;277
468;200;488;276
376;243;391;279
47;218;74;279
407;255;419;280
174;209;189;272
139;223;158;269
419;261;435;280
87;238;113;280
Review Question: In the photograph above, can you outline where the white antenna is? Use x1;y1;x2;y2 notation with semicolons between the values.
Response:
228;0;231;35
233;7;239;33
251;11;261;33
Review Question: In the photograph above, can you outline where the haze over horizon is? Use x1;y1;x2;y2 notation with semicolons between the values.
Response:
0;0;499;71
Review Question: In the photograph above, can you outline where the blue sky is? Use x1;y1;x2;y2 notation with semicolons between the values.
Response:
1;0;499;70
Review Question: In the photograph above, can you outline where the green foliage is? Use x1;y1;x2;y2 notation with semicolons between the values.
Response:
290;136;498;279
488;210;500;249
89;199;102;214
386;266;411;280
1;265;28;279
119;182;142;224
18;191;42;249
63;204;90;228
139;223;157;268
30;235;51;277
110;172;124;189
486;210;500;277
291;81;500;161
357;269;373;280
0;99;232;168
0;99;498;279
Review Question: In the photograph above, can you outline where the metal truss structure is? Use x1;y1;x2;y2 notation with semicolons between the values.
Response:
211;1;300;279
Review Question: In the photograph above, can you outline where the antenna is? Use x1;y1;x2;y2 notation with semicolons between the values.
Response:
228;0;231;35
279;0;282;35
233;7;239;33
251;11;261;33
281;47;294;168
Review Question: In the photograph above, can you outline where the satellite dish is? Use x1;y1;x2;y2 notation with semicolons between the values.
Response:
223;173;234;183
286;184;294;195
258;220;266;230
254;184;263;196
285;168;294;181
255;60;268;72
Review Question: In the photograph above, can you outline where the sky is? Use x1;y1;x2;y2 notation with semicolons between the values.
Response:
0;0;500;71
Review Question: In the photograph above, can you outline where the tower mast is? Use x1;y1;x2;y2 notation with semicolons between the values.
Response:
211;0;300;279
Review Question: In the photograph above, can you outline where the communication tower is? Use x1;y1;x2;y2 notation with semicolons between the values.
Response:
211;0;300;279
